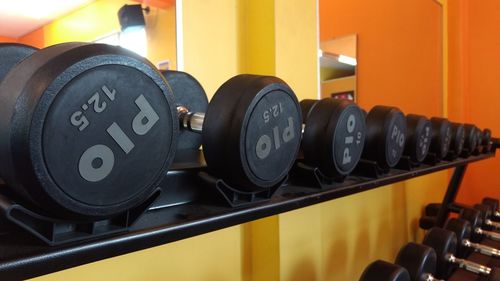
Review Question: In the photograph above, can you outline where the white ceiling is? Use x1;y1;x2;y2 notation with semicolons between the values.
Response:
0;0;94;38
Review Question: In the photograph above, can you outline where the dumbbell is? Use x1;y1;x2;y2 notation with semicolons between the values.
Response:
358;260;411;281
446;123;465;160
425;202;500;232
421;227;500;280
163;70;302;191
362;105;407;171
402;114;431;164
0;42;181;219
483;129;493;152
475;127;485;154
444;217;500;258
483;197;500;221
428;117;452;161
469;126;494;154
396;240;500;281
394;242;444;281
462;124;480;157
459;208;500;243
299;98;366;179
0;43;38;83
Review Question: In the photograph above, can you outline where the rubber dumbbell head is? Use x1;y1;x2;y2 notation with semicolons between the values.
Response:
165;71;302;191
363;105;406;171
300;98;366;179
395;242;439;281
424;227;494;279
429;117;452;160
0;43;179;219
445;218;500;259
448;123;465;159
403;114;431;163
359;260;410;281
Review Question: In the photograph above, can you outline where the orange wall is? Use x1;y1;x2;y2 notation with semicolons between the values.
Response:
318;0;451;275
451;0;500;204
0;36;18;43
19;28;44;48
320;0;443;117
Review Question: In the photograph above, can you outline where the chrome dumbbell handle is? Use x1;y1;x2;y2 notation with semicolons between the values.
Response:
494;210;500;219
463;239;500;258
178;106;204;133
486;218;500;230
447;253;492;276
476;227;500;242
422;273;444;281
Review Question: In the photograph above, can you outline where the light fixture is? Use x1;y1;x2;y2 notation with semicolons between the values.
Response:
117;4;149;57
338;55;357;66
118;5;146;31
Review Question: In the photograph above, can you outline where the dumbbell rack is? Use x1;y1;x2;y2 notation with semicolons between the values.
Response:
0;150;496;280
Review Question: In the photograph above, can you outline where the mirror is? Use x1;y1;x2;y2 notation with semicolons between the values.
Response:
319;34;357;101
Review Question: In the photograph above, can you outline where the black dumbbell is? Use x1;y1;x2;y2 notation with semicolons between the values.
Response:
447;123;465;160
163;70;302;191
475;127;485;154
0;43;38;83
482;129;493;152
462;124;480;157
428;117;452;161
393;229;499;280
402;114;431;164
395;242;443;281
424;202;500;232
362;105;407;171
459;208;500;243
300;98;366;179
359;260;411;281
444;217;500;258
0;43;180;219
484;197;500;221
422;227;500;280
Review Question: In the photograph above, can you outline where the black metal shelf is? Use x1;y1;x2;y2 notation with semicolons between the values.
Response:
0;152;495;280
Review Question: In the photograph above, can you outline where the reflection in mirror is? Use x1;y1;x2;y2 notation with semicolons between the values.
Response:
319;34;357;101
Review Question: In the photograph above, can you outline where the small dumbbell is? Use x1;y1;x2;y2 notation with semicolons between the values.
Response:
444;218;500;258
483;197;500;221
421;227;500;279
459;208;500;243
394;242;444;281
299;98;366;179
163;71;302;191
425;202;500;231
358;260;411;281
420;208;500;243
395;229;500;280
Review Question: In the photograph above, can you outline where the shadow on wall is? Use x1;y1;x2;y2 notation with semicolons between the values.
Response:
286;257;318;281
324;215;349;279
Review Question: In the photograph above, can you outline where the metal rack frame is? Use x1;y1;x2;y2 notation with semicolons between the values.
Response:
0;151;495;280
